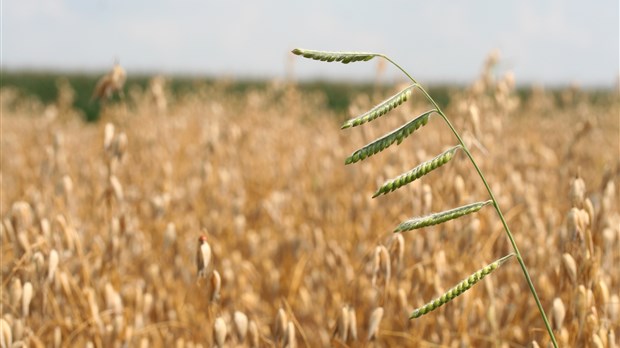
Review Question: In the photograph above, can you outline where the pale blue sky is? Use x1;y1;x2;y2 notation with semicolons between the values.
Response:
3;0;619;87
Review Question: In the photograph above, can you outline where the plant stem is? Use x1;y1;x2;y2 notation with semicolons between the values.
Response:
382;56;558;347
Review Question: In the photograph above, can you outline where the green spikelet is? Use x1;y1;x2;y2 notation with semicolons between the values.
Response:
394;200;492;233
409;254;514;319
345;110;434;165
291;48;378;64
342;85;416;129
373;145;461;198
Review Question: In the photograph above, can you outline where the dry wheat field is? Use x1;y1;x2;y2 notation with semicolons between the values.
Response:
1;60;619;348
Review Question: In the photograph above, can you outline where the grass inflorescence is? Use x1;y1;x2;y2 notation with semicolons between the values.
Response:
344;110;433;164
341;84;416;129
394;200;492;233
410;254;514;319
373;145;461;197
292;47;568;347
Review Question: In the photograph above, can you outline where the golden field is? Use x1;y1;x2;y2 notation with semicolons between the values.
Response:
1;64;619;347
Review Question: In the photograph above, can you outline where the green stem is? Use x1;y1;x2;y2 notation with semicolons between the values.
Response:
383;57;558;347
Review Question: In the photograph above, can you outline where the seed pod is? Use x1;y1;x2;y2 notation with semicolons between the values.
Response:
233;311;248;342
109;175;124;202
591;333;604;348
0;318;11;348
334;305;349;342
209;270;221;302
274;308;287;343
103;123;115;152
213;317;227;348
569;176;586;207
552;297;566;330
12;319;24;342
594;279;610;313
348;307;357;342
196;235;212;279
22;282;33;317
367;307;384;341
248;320;259;348
576;285;588;327
561;253;577;285
11;201;33;233
283;321;296;348
48;249;59;282
10;278;22;308
371;245;391;288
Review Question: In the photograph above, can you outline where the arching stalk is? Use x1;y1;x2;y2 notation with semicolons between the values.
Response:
385;57;558;348
292;48;558;347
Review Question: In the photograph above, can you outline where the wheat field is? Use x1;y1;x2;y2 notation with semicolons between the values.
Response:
1;61;619;347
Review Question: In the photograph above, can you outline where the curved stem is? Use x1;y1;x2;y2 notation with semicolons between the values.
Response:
383;57;558;347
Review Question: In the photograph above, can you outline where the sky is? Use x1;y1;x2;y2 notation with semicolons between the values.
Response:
3;0;619;87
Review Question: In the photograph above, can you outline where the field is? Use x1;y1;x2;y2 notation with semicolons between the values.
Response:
1;63;619;347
